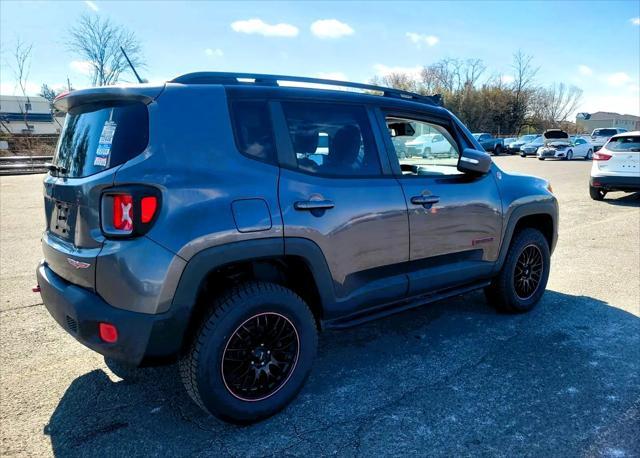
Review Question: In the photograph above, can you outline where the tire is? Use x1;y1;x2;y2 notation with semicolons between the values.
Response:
538;157;545;161
589;185;606;201
585;149;593;160
484;228;550;313
494;144;503;156
566;150;573;161
520;153;526;158
422;147;432;159
179;281;318;424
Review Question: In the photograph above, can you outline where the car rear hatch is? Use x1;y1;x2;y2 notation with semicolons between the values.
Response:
601;134;640;174
43;85;162;290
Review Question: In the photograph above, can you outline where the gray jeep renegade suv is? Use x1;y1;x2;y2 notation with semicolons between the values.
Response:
37;73;558;423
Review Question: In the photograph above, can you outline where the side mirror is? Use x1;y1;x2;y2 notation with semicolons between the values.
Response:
457;148;492;175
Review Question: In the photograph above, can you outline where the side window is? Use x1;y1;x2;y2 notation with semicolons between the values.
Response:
480;134;490;141
385;116;461;177
230;100;276;162
282;102;381;177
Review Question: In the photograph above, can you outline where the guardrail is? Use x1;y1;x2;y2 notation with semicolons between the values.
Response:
0;156;52;176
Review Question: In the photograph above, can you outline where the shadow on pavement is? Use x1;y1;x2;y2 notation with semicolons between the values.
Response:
44;290;640;457
603;192;640;207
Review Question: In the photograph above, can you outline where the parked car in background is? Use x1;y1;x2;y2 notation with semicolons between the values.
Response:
502;137;516;150
473;133;504;155
589;131;640;200
590;128;628;151
569;136;594;160
507;134;539;154
538;132;594;160
537;129;574;160
520;136;543;157
405;133;455;158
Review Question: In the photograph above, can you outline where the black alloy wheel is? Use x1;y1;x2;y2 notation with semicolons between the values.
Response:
222;312;299;401
513;244;544;300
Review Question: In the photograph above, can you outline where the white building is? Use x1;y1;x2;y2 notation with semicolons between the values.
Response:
0;95;63;135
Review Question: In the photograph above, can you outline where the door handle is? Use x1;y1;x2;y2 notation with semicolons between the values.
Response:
411;195;440;205
294;199;335;211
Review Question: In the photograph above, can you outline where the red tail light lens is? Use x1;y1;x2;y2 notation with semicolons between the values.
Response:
113;194;134;231
593;151;612;161
140;196;158;223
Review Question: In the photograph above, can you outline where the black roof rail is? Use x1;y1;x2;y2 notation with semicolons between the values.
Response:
169;72;442;106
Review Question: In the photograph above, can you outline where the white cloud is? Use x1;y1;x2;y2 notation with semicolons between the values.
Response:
578;65;593;76
69;60;94;76
205;48;223;57
317;72;348;81
231;18;298;37
606;72;631;86
500;74;515;84
631;17;640;25
310;19;354;39
84;1;99;12
373;64;423;80
406;32;439;47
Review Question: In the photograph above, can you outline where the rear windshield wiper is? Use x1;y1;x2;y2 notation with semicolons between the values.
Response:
44;163;67;175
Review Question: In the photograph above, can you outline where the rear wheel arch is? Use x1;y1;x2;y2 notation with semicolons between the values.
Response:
172;238;334;354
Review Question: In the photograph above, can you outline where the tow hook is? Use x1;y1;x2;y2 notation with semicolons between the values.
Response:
32;285;41;293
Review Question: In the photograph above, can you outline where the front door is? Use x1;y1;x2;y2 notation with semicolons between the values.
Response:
380;111;503;295
277;101;409;317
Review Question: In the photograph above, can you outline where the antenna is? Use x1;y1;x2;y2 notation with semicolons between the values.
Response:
120;46;143;84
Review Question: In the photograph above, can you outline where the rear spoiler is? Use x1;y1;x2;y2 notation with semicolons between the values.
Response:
53;84;165;112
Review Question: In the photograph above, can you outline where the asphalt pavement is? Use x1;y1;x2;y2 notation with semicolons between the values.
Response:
1;156;638;457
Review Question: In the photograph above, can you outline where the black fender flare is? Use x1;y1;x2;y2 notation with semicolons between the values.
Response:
147;237;336;361
494;200;558;273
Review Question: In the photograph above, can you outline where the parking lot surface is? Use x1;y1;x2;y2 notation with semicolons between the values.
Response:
1;156;639;457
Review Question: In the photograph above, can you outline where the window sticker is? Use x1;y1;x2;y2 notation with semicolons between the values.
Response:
94;120;117;167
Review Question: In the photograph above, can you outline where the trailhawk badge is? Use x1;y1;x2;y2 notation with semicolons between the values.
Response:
67;258;91;269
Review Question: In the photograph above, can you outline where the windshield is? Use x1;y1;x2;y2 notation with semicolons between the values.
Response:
53;101;149;178
606;135;640;152
517;135;536;142
592;128;617;137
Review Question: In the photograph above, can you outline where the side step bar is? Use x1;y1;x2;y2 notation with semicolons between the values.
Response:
322;280;491;330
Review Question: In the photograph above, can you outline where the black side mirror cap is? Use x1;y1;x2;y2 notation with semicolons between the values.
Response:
457;148;492;175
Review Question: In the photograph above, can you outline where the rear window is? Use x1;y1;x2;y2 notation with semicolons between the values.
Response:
54;101;148;177
606;135;640;152
592;129;617;137
229;100;276;163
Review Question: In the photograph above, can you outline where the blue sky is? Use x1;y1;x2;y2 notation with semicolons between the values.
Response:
1;0;639;116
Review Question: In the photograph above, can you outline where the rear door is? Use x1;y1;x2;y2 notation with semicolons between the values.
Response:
276;101;409;317
604;134;640;174
43;100;150;289
378;110;503;295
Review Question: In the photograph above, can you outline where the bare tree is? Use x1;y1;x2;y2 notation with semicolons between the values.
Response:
67;14;145;86
537;83;583;125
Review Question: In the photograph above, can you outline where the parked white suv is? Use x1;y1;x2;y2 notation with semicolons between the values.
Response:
590;128;628;152
589;131;640;200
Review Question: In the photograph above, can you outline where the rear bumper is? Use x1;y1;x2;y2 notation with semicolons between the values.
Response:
590;175;640;191
37;261;188;366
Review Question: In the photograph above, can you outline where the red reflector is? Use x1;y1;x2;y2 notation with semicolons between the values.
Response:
99;323;118;343
113;194;133;231
141;196;157;223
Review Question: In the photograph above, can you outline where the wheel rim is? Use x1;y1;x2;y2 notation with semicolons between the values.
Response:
513;244;544;300
221;312;299;402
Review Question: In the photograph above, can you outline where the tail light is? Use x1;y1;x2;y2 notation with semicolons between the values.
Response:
593;151;612;161
101;187;160;238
